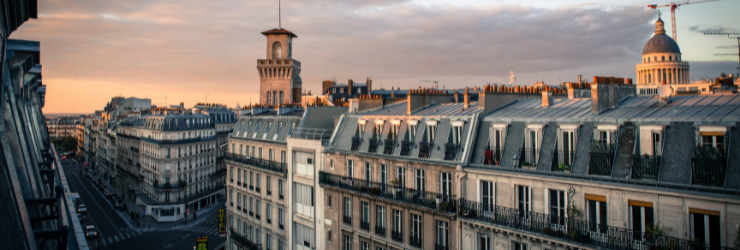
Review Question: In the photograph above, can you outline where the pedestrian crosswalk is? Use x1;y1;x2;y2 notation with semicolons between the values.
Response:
99;230;142;246
182;226;221;236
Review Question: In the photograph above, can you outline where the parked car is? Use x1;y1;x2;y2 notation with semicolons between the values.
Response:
84;225;98;238
103;191;111;198
77;204;87;214
77;213;83;222
114;202;124;210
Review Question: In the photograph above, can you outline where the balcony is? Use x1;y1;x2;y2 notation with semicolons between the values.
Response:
255;187;261;193
320;172;457;212
383;139;395;154
279;224;284;230
456;199;732;250
392;231;403;242
400;140;412;156
692;146;726;187
589;140;616;176
418;141;432;158
632;155;661;181
360;221;370;231
351;137;361;151
551;150;575;172
225;153;287;175
435;244;449;250
249;185;254;191
343;216;352;225
375;225;386;236
230;228;263;250
410;236;422;248
368;138;380;153
443;143;459;160
518;147;539;169
140;135;216;145
483;147;502;165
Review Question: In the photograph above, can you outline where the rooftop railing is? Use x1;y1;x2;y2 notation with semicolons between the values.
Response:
400;140;412;156
141;135;216;145
368;138;380;153
225;153;287;175
351;136;361;151
551;150;575;172
444;143;459;160
519;148;539;169
291;127;333;140
319;172;456;212
457;199;736;250
418;141;432;158
692;146;726;187
589;140;616;176
383;139;395;154
632;154;661;181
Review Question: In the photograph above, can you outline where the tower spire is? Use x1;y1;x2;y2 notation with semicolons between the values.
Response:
279;0;281;28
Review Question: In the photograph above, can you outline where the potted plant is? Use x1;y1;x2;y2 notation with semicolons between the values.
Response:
389;179;400;196
435;194;442;205
558;164;571;172
438;201;449;212
567;205;583;219
494;149;501;165
645;223;665;244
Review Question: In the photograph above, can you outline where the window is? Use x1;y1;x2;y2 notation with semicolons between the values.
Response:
330;159;334;170
294;223;315;250
274;122;281;140
344;198;352;223
436;220;448;248
440;172;451;198
281;150;286;164
364;162;372;182
267;203;272;223
376;206;386;231
279;239;285;250
512;242;528;250
409;123;418;141
327;195;332;207
361;241;369;250
279;179;284;199
259;147;263;158
359;122;366;135
361;202;370;229
396;167;406;188
272;41;282;58
452;124;463;145
524;128;541;164
652;131;662;156
559;129;576;165
480;181;494;216
344;235;351;250
415;169;425;192
699;131;725;151
393;209;402;235
266;176;272;195
380;165;388;191
328;230;332;243
690;209;720;247
411;214;422;245
269;149;274;161
478;234;491;250
517;186;531;215
347;160;354;178
279;208;284;229
266;234;272;250
630;201;654;240
587;195;607;234
549;190;566;226
294;183;314;218
255;200;261;217
426;123;437;142
661;56;665;61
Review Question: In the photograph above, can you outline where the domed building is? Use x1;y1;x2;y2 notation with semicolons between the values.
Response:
635;17;690;95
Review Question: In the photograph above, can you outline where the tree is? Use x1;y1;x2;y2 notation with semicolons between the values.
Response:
51;136;78;152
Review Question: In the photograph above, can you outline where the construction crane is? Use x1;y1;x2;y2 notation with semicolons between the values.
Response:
494;71;517;85
648;0;720;42
420;80;439;89
705;32;740;71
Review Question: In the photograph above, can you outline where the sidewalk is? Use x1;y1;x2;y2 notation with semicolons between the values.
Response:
73;159;225;232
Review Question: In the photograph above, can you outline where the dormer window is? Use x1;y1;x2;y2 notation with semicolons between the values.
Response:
374;120;384;139
358;120;367;136
233;121;242;137
523;124;544;167
426;121;438;143
253;122;260;138
390;120;401;140
274;122;282;140
408;120;418;142
697;127;726;151
639;126;663;156
451;121;464;145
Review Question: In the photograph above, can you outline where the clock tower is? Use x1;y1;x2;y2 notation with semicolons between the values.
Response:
257;28;302;106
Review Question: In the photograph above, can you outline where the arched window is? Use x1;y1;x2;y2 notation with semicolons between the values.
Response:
272;42;282;59
661;56;665;62
643;58;646;63
669;56;672;61
279;91;284;105
654;56;657;62
648;57;651;63
266;92;271;106
273;91;277;106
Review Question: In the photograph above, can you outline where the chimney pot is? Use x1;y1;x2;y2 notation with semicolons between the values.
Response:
542;91;553;108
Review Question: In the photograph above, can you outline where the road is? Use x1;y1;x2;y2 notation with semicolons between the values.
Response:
61;159;226;250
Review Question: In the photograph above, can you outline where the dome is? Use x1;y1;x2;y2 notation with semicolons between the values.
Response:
642;34;681;54
642;16;680;55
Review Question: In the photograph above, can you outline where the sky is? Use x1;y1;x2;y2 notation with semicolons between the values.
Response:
11;0;740;113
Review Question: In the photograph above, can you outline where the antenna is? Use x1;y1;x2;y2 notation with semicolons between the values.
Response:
705;32;740;72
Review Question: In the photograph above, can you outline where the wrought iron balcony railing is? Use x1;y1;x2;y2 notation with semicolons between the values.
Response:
632;155;661;181
351;137;362;151
444;143;459;160
319;172;456;212
225;153;287;174
456;199;735;250
692;146;726;187
435;244;449;250
392;230;403;242
368;138;380;153
230;228;262;250
361;221;370;231
418;141;433;158
375;225;386;236
519;148;539;169
551;150;575;172
400;140;412;156
383;139;395;154
343;215;352;225
483;148;502;165
589;140;616;176
410;236;422;248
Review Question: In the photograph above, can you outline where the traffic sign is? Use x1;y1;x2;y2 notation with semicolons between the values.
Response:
196;236;208;250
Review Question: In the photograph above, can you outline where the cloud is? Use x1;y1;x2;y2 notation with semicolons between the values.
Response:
689;25;739;34
12;0;664;112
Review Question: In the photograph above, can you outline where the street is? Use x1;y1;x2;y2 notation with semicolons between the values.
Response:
61;159;226;250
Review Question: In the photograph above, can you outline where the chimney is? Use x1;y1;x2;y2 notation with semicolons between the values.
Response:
348;79;354;96
542;91;553;108
322;79;334;94
454;90;459;103
366;77;372;93
578;74;583;84
463;88;469;109
591;76;636;114
567;82;575;99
